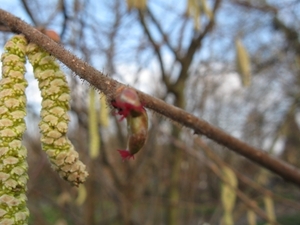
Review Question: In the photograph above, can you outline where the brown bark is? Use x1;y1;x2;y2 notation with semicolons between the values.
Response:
1;8;300;187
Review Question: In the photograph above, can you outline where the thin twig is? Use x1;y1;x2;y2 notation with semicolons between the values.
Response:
20;0;38;26
138;10;170;87
147;7;180;61
59;0;69;39
231;0;278;13
1;9;300;187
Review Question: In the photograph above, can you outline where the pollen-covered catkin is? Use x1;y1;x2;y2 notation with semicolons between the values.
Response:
26;43;88;186
0;35;29;224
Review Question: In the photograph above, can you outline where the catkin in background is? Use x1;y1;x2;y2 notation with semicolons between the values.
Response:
247;209;257;225
99;93;109;127
235;38;251;87
221;166;238;225
88;88;100;159
264;195;276;225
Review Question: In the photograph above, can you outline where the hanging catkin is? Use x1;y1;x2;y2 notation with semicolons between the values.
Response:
221;166;237;225
88;88;100;159
0;34;29;225
235;38;251;87
26;42;88;187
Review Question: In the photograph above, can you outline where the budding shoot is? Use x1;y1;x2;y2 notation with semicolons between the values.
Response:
112;87;148;160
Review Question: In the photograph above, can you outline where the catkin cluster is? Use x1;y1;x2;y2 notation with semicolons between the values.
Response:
0;34;88;224
26;43;88;187
0;35;29;225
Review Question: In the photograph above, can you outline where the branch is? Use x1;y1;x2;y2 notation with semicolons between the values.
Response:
1;9;300;187
146;7;181;61
175;0;221;86
20;0;38;26
137;10;170;87
231;0;278;13
59;0;69;40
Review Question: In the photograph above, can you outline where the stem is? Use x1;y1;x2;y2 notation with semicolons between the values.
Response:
1;9;300;186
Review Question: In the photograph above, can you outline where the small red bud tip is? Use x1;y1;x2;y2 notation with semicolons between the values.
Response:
117;150;135;161
111;87;144;120
112;101;144;121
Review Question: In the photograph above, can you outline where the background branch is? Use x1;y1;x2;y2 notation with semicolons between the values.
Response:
138;9;170;86
1;8;300;187
20;0;38;26
173;137;280;225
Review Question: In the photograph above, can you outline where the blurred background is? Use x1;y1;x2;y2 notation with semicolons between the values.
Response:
1;0;300;224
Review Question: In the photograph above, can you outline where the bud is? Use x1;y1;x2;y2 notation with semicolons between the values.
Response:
117;107;148;160
113;87;148;160
111;87;144;120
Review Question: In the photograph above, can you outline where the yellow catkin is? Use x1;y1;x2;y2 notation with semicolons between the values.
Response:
75;185;87;206
138;0;147;10
126;0;134;10
264;195;276;225
88;88;100;159
235;38;251;87
247;210;257;225
99;93;109;127
187;0;202;30
201;0;213;20
221;166;238;225
26;43;88;186
0;34;29;224
126;0;147;10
